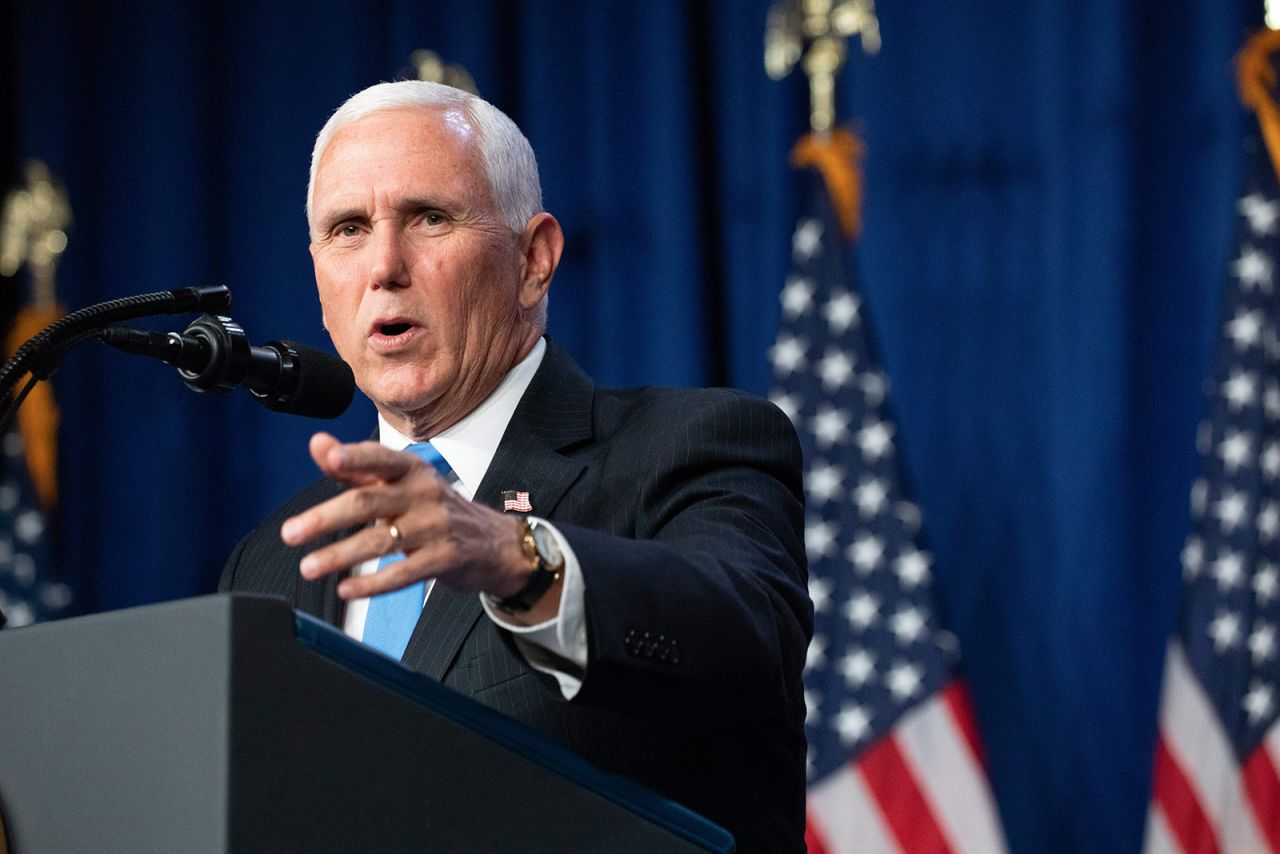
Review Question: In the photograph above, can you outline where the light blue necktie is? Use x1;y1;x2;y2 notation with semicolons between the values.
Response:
361;442;454;659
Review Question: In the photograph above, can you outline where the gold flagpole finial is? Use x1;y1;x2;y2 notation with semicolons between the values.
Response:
408;49;479;96
765;0;879;135
1;161;71;308
0;161;70;509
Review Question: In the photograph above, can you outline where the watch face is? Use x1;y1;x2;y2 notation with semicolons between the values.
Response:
531;523;563;567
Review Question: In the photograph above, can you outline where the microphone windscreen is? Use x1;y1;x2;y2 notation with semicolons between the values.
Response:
265;341;355;419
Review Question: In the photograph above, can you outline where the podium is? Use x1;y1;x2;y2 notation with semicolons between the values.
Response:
0;594;734;853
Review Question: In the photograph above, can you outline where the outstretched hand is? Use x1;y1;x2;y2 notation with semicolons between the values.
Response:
280;433;557;622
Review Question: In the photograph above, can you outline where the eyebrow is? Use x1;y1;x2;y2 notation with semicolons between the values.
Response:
314;197;458;234
314;207;367;234
395;196;455;215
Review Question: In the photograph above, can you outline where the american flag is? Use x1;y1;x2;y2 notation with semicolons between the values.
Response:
1144;125;1280;852
502;490;533;513
0;424;70;628
771;131;1007;854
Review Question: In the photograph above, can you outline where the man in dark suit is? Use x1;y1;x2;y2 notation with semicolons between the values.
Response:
220;80;811;851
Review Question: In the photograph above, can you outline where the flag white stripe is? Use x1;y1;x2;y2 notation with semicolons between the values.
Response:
1158;641;1268;852
896;694;1005;854
809;763;902;854
1265;719;1280;770
1143;804;1182;854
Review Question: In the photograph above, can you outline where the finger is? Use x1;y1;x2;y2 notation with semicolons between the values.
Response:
281;481;421;547
320;439;424;483
336;545;449;600
309;434;402;487
298;523;401;580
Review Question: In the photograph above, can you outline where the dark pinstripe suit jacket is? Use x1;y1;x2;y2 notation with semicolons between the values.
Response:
219;339;812;852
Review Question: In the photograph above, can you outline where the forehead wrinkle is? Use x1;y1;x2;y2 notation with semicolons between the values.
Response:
311;106;493;235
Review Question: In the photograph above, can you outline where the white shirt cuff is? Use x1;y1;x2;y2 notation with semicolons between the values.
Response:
479;518;587;699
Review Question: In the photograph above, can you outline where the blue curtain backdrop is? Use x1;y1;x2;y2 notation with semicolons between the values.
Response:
11;1;1263;850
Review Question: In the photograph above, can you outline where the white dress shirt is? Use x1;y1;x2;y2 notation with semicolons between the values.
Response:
340;338;588;698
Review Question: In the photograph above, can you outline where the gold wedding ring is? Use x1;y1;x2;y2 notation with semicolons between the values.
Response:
386;522;405;554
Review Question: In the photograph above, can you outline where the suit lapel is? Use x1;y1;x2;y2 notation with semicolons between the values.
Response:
400;338;595;680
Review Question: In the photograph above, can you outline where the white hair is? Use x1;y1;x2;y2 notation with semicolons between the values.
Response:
306;80;543;234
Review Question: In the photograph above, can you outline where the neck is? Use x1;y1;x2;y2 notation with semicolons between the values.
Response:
381;328;542;440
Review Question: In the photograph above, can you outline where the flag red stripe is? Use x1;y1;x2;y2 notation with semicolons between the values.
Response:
942;680;987;769
859;734;953;853
805;811;832;854
1153;733;1221;854
1242;744;1280;853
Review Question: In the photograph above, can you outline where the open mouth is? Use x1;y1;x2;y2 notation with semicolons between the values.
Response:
379;322;413;336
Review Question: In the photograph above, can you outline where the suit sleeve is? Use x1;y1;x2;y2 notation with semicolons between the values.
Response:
563;391;811;724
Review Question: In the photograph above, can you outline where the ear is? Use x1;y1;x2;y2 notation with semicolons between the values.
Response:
517;212;564;310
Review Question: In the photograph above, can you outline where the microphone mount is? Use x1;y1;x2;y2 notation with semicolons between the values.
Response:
0;285;232;434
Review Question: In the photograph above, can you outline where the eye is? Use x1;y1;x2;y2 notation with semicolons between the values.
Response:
419;210;447;227
338;224;361;237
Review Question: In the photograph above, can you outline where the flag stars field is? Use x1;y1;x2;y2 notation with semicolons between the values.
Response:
817;347;855;390
896;549;932;588
1233;246;1273;291
1248;622;1276;664
822;290;860;334
1216;489;1250;532
890;607;926;645
1255;565;1280;603
1192;478;1210;516
1183;536;1205;579
792;218;823;262
781;274;816;318
1258;503;1280;540
1209;609;1243;652
854;477;888;516
806;463;845;504
1266;382;1280;419
1213;550;1246;591
1227;308;1264;349
835;704;872;745
1244;682;1275;725
886;662;923;701
1264;442;1280;479
1220;430;1254;472
809;576;834;614
856;419;893;461
807;635;828;672
846;591;879;630
848;533;885;573
840;649;876;687
1239;193;1280;234
769;334;808;376
769;391;800;423
1224;369;1260;410
811;405;851;449
806;519;838;559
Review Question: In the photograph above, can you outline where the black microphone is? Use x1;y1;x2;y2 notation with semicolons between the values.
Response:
101;314;356;419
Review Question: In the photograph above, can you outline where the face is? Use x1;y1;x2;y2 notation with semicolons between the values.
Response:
309;106;540;437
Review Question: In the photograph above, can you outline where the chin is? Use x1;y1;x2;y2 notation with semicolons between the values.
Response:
362;373;445;420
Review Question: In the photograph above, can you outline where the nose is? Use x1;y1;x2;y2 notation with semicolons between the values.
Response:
368;223;409;290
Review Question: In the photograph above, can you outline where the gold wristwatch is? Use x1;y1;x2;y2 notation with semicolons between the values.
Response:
495;518;564;613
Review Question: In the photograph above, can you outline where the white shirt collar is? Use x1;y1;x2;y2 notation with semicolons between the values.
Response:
377;337;547;497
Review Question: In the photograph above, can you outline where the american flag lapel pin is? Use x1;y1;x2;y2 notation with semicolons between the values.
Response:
501;490;533;513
